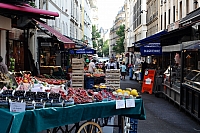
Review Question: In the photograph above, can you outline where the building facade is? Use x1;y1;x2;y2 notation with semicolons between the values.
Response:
109;6;125;58
146;0;159;37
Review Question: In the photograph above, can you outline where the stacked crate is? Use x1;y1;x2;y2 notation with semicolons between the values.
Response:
71;58;84;88
105;69;121;89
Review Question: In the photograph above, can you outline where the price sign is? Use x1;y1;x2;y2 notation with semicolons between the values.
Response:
116;100;125;109
141;69;156;94
126;99;135;108
10;102;26;112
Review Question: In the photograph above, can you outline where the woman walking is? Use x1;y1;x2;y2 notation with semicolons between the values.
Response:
120;62;126;80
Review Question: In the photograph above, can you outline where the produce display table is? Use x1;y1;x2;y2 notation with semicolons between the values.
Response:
0;99;146;133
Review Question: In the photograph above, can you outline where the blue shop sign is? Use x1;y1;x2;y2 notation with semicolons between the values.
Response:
69;49;95;54
140;43;162;56
69;50;75;54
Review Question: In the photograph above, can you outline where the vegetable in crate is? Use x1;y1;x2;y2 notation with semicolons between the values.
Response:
9;58;15;72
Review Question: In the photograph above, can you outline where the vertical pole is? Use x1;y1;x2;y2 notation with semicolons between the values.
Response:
180;49;184;108
169;52;172;87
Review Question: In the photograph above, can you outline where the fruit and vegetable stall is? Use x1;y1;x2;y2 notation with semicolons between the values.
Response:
0;70;146;133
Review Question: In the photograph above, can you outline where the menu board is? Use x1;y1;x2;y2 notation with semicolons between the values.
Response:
141;69;156;94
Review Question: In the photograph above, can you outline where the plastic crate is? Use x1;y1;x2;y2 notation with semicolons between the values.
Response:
85;77;94;89
85;80;94;89
129;118;138;133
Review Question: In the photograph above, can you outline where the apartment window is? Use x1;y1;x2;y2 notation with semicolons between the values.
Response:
161;15;162;30
186;0;189;14
164;12;166;29
173;6;175;22
180;1;182;19
168;9;170;24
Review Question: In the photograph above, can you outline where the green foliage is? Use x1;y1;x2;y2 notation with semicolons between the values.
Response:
92;25;101;49
29;1;36;8
102;40;109;56
113;24;125;54
98;38;103;47
97;52;103;57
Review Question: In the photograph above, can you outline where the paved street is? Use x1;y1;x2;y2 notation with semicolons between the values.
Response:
120;77;200;133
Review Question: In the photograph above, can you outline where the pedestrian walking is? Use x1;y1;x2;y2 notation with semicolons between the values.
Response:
0;56;8;74
120;62;126;80
105;60;109;69
88;59;96;73
107;58;117;69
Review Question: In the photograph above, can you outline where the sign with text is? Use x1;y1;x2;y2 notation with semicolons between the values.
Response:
141;69;156;94
10;102;26;112
116;100;125;109
140;43;162;56
126;99;135;108
69;49;95;54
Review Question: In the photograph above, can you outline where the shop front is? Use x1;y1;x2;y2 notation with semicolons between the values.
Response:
161;7;200;121
0;1;59;76
132;30;167;81
31;19;75;77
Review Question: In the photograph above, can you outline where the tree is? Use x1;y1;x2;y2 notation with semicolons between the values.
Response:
102;40;109;56
113;24;125;54
91;25;100;49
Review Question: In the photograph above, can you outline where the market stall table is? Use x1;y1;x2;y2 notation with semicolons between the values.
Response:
0;99;146;133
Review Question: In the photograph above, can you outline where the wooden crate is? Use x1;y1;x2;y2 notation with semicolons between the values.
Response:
106;69;120;73
72;58;84;63
71;73;84;78
71;83;84;89
72;79;84;85
72;64;84;68
72;69;84;72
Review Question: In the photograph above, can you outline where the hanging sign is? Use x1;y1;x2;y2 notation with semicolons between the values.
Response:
140;43;162;56
70;49;95;54
141;69;156;94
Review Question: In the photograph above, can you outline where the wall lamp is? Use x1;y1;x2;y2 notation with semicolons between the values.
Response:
140;10;147;13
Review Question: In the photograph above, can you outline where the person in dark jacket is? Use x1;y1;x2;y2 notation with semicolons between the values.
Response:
0;56;8;74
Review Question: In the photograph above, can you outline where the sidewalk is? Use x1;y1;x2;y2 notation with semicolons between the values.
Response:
120;76;142;91
120;77;200;133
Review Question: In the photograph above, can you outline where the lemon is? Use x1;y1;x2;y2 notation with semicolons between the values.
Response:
131;89;138;96
116;89;123;93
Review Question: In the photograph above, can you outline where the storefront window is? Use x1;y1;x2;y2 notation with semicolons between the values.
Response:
183;49;200;82
8;29;24;72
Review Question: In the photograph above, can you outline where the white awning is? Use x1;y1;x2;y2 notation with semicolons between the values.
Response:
162;44;182;52
162;40;200;52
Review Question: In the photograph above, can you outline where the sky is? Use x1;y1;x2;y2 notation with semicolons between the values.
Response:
97;0;124;30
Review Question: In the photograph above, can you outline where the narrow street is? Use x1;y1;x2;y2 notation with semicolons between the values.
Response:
120;77;200;133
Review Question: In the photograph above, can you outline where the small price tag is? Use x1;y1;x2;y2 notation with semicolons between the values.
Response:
10;102;26;112
116;100;125;109
126;99;135;108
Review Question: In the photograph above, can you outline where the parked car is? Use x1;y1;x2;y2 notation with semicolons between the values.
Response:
98;57;109;63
